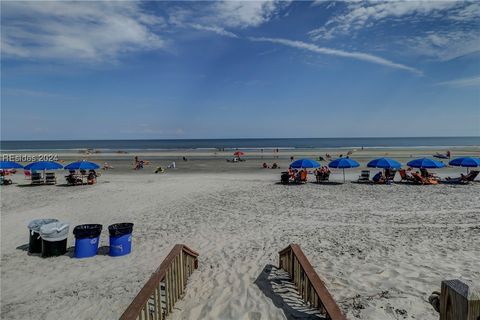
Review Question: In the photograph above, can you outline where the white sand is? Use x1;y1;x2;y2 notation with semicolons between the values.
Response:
1;163;479;319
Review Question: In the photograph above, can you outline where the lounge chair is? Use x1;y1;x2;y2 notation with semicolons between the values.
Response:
357;170;370;183
386;169;397;181
315;172;330;183
441;176;468;185
31;172;43;185
65;174;83;185
465;170;479;182
45;172;56;185
442;170;479;184
24;170;32;180
1;176;12;185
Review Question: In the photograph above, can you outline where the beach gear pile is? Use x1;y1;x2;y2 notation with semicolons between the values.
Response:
27;220;134;259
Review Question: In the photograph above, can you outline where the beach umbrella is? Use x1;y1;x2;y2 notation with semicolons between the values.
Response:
328;158;360;182
367;157;401;169
290;158;320;169
448;157;480;173
407;158;445;169
0;161;24;170
24;161;63;171
233;151;245;157
64;161;100;171
448;157;480;167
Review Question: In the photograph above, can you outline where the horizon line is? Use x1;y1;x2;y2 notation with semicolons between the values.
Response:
1;136;479;142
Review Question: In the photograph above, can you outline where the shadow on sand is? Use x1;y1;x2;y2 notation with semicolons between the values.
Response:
311;181;343;186
255;264;326;320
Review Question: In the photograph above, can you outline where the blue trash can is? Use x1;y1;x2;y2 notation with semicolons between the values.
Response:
108;223;133;257
73;224;102;258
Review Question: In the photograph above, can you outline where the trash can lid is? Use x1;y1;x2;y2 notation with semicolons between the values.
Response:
40;222;70;241
28;219;59;232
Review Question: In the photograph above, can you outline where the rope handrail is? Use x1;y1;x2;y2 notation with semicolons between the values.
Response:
120;244;199;320
279;244;346;320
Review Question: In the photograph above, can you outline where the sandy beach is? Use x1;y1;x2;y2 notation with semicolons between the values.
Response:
1;147;479;320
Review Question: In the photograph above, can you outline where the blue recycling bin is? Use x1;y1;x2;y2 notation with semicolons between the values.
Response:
108;223;133;257
73;224;102;258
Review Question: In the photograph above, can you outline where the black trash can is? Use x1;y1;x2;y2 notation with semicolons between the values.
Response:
27;219;59;254
108;223;134;257
40;222;69;257
73;224;103;258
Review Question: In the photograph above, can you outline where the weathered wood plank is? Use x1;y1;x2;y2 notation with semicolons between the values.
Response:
278;244;346;320
440;279;480;320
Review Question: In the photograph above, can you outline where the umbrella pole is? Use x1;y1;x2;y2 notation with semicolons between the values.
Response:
343;168;345;183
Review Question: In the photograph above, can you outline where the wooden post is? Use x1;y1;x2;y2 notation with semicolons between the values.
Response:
440;279;480;320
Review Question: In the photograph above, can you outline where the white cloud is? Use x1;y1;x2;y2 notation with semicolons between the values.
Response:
249;36;422;74
191;24;239;38
436;76;480;88
211;1;290;29
309;1;468;40
401;30;480;61
308;1;480;61
1;2;166;62
167;1;290;31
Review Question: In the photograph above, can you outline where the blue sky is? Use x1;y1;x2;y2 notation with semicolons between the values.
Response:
1;0;479;140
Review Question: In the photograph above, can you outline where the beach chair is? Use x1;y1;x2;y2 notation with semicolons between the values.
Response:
357;170;370;182
441;176;468;185
443;170;479;184
316;172;330;183
24;170;32;180
280;172;290;184
465;170;479;182
386;169;396;181
65;174;83;185
1;175;12;185
31;172;43;185
45;172;56;185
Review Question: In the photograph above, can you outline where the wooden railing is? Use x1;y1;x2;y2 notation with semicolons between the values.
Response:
429;279;480;320
120;244;199;320
279;244;346;320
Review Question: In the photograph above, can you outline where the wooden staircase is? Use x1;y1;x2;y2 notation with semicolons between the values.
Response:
120;244;199;320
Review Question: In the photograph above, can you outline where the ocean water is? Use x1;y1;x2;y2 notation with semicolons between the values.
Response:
1;137;479;152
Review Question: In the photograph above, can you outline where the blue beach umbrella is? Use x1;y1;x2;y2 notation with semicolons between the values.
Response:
328;158;360;182
24;161;63;171
448;157;480;167
0;161;24;170
407;158;445;169
289;158;320;169
448;157;480;173
367;157;401;169
64;161;100;171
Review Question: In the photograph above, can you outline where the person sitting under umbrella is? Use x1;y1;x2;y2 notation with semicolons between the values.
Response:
87;170;97;184
372;171;385;183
